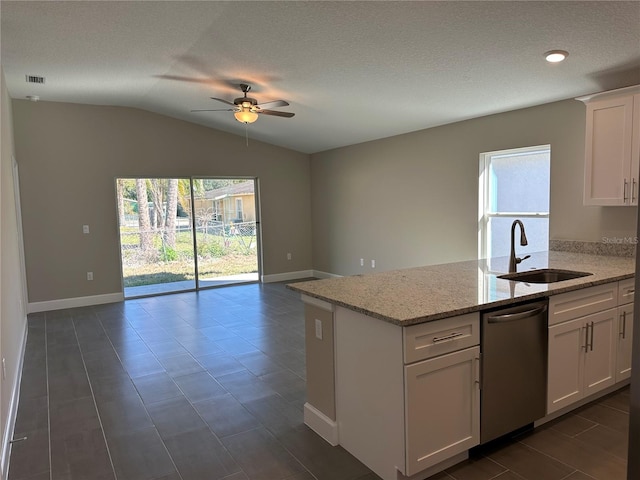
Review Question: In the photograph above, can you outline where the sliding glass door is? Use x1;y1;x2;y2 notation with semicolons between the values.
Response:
192;178;260;288
116;177;260;298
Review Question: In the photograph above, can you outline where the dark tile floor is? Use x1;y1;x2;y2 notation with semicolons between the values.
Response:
8;281;630;480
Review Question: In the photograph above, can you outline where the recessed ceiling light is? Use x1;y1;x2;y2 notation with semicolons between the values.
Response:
544;50;569;63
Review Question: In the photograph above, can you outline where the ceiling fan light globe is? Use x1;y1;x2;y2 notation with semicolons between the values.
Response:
234;110;259;124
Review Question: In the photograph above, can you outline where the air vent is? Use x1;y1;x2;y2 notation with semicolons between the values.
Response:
25;75;45;84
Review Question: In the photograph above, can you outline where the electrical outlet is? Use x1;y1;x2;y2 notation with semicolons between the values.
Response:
360;258;364;267
82;225;90;234
287;252;292;260
315;318;323;340
87;272;93;281
371;259;376;268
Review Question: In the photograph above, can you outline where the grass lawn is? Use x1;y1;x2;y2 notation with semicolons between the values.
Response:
123;254;258;287
120;228;258;287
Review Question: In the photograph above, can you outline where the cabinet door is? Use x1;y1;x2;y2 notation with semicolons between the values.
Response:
405;346;480;476
584;95;634;205
616;304;634;382
583;308;617;397
548;318;584;414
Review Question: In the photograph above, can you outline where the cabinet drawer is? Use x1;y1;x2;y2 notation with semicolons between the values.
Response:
618;278;636;305
403;313;479;364
549;283;618;326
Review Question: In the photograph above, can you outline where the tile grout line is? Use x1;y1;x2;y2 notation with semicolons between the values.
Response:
132;322;290;479
96;304;239;480
44;314;52;480
70;312;121;480
24;285;356;480
131;297;316;480
513;431;619;479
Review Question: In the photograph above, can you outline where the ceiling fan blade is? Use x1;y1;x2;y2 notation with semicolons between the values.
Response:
191;108;236;112
210;97;237;106
258;109;295;118
256;99;289;109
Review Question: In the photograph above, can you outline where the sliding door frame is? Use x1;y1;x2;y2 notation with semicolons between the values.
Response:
115;175;262;299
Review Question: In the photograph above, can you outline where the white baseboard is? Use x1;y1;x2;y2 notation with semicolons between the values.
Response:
26;271;341;312
262;269;343;284
1;318;28;480
304;402;339;446
27;292;124;313
312;270;342;279
261;270;314;283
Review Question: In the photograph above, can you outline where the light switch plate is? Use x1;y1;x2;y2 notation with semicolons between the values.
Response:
83;225;90;234
315;318;323;340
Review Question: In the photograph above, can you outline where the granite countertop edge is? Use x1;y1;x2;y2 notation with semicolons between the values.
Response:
292;273;635;327
287;252;635;327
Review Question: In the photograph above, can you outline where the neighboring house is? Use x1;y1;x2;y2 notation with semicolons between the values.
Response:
192;180;256;224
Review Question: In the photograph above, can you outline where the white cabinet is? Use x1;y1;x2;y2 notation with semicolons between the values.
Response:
616;302;634;382
578;85;640;206
547;279;634;414
582;309;617;397
547;316;585;410
547;308;616;413
405;346;480;476
334;308;479;480
616;278;635;382
403;313;480;475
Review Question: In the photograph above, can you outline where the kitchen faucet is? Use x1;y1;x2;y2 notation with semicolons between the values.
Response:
509;219;530;273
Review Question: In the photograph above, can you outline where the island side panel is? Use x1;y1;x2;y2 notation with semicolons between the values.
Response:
335;306;406;480
303;296;338;443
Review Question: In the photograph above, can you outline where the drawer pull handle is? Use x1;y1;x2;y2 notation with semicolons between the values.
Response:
627;289;635;295
432;332;464;343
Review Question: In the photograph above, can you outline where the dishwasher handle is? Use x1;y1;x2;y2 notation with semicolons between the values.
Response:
486;304;548;324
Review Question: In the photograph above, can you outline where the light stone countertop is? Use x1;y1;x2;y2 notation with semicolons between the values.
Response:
287;251;636;326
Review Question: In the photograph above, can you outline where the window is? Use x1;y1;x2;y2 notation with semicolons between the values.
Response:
479;145;550;264
236;198;244;221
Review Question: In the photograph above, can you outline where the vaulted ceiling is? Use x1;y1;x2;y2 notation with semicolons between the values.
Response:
2;1;639;153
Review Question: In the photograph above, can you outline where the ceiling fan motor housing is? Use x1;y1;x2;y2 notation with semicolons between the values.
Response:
234;96;258;107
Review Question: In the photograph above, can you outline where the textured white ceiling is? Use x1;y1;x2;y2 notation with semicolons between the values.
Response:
2;1;639;153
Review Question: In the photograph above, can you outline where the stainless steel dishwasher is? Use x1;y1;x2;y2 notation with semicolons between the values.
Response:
480;300;548;444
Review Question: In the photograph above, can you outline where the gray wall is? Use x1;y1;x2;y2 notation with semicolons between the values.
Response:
0;68;28;471
11;100;312;304
310;99;637;276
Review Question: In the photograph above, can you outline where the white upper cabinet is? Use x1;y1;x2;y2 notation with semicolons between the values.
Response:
578;85;640;206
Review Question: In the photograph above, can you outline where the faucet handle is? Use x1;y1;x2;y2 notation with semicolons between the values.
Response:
516;255;531;265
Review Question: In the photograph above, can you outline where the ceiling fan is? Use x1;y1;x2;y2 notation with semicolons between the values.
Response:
191;83;295;124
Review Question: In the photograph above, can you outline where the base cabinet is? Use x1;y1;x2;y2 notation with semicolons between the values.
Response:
582;309;617;397
548;308;617;414
616;303;634;382
405;346;480;476
548;280;634;414
334;308;479;480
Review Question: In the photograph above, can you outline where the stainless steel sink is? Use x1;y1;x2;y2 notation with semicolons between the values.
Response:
497;268;592;283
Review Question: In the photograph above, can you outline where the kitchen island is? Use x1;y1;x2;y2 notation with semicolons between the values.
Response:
287;251;635;480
